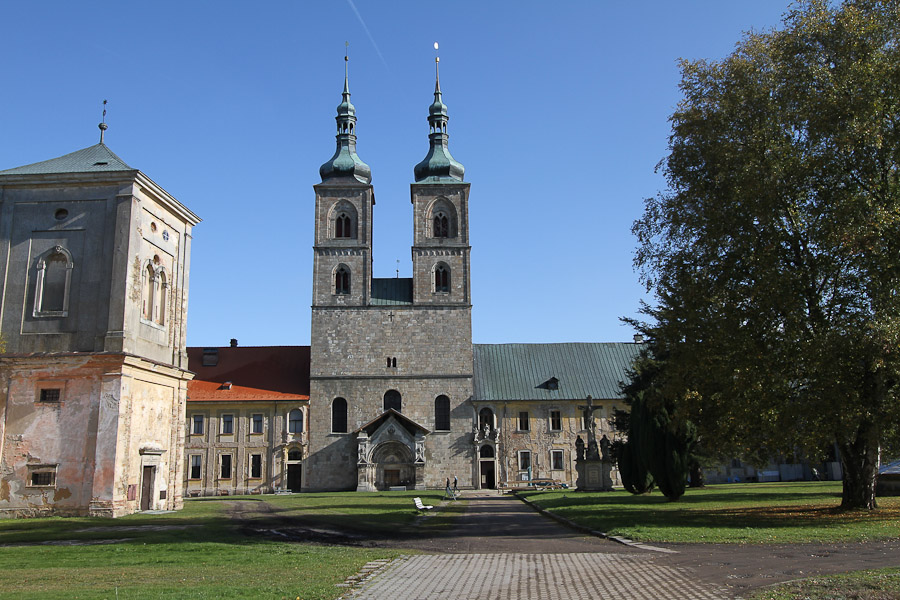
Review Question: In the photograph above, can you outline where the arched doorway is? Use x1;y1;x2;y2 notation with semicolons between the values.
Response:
479;444;496;489
371;441;415;490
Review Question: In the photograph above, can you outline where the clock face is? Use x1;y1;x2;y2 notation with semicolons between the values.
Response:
163;230;169;241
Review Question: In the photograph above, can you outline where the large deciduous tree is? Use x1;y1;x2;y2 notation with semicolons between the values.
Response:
634;0;900;509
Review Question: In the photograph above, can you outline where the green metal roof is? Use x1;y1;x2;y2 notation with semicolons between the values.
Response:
370;278;413;305
473;342;644;402
0;144;134;175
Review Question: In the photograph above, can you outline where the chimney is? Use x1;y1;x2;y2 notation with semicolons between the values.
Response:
230;338;238;347
633;334;644;343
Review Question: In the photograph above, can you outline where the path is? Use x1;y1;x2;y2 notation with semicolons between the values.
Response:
349;492;729;599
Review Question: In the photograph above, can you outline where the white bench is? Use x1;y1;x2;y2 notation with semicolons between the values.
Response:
414;497;433;510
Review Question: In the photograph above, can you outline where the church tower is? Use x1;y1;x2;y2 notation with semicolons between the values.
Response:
311;55;373;309
411;55;471;306
306;54;474;492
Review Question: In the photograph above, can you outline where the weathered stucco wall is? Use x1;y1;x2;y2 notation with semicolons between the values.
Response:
0;355;191;518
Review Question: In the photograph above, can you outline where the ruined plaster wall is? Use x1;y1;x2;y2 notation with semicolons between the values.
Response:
110;360;191;517
0;355;191;518
0;356;112;517
307;305;474;491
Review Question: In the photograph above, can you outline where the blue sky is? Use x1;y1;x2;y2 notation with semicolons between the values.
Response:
1;1;791;347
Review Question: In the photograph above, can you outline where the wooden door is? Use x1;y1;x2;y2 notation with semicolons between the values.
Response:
384;469;401;487
140;466;153;511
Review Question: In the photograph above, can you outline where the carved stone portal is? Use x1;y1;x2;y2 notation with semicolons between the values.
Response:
355;412;428;491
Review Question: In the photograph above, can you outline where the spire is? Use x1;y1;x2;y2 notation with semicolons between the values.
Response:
414;42;464;183
319;44;372;185
98;99;108;144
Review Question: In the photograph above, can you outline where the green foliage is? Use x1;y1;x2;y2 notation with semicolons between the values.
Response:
520;482;900;544
620;349;697;500
614;398;656;494
632;0;900;509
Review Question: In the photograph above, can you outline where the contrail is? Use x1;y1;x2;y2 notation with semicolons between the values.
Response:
345;0;390;72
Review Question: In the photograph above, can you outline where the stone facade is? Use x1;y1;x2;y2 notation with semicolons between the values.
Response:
472;394;622;489
0;142;199;517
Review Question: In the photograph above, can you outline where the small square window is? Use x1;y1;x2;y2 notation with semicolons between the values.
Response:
39;388;61;403
518;411;529;431
549;410;561;431
220;454;232;479
251;414;263;434
189;455;202;480
27;465;57;488
550;449;564;471
191;415;204;435
221;414;234;435
249;454;262;479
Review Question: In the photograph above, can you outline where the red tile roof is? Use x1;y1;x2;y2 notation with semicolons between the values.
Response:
188;379;308;402
186;345;310;403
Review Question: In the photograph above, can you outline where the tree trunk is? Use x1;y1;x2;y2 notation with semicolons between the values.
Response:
689;460;705;488
838;420;880;510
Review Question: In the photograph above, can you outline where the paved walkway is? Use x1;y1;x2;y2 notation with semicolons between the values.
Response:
351;553;727;599
347;492;728;599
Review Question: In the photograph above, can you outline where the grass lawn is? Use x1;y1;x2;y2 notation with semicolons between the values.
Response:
519;481;900;544
748;567;900;599
0;490;449;600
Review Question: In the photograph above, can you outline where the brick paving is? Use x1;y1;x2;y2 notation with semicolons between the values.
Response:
345;492;729;599
350;553;728;599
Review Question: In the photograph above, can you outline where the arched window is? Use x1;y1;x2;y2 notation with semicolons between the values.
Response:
478;407;494;431
434;395;451;430
335;265;351;295
331;202;357;239
433;212;449;238
287;449;303;461
383;389;401;413
155;269;167;325
335;213;352;238
142;264;154;320
434;263;450;293
33;246;73;317
480;445;495;459
428;199;457;239
288;409;304;433
332;397;348;433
